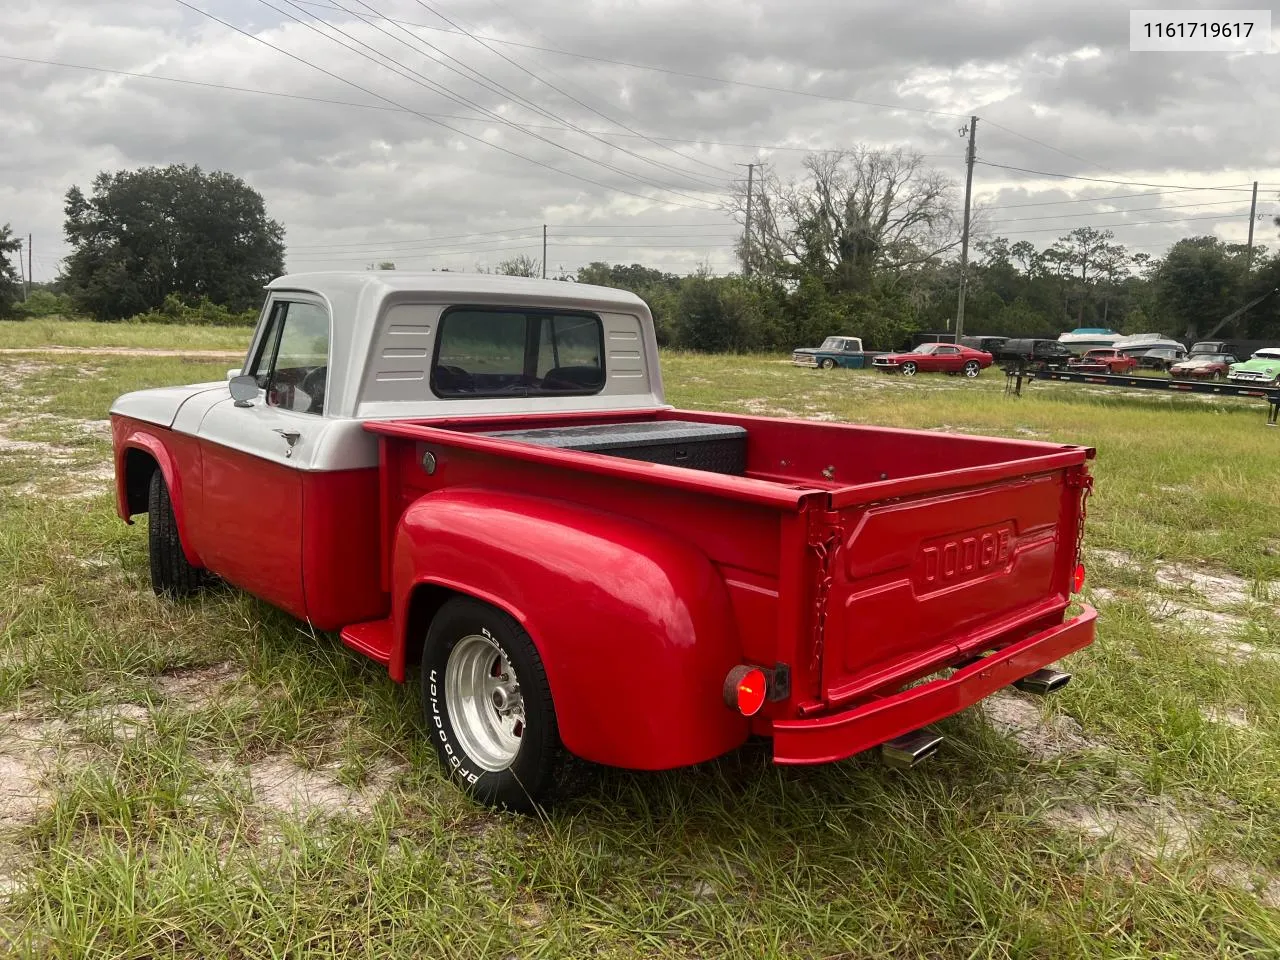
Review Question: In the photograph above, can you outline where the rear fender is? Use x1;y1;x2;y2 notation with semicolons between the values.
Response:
390;488;749;770
113;424;203;568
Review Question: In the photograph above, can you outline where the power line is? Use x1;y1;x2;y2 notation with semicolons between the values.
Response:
978;117;1120;176
0;54;969;161
993;212;1254;238
975;159;1256;193
469;0;738;180
291;0;966;117
988;198;1249;225
173;1;719;209
256;0;724;204
386;0;737;181
979;185;1255;210
327;0;729;191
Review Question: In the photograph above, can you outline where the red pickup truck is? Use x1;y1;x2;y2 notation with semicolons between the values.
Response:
111;273;1096;810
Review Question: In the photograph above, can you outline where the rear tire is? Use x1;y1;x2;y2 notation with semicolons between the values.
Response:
147;471;203;598
901;362;918;377
421;597;562;812
963;360;981;378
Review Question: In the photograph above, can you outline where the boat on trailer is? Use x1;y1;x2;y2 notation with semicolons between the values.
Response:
1113;333;1185;355
1058;327;1121;354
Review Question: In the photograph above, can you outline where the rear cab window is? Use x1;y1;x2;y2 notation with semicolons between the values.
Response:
432;307;605;398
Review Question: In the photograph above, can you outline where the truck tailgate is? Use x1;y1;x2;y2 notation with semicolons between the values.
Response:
815;465;1087;706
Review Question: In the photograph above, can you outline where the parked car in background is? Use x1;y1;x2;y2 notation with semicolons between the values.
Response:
1170;354;1236;381
872;343;993;377
996;339;1076;371
791;336;884;370
1134;346;1186;371
110;272;1097;809
1068;348;1138;374
961;335;1008;355
1227;347;1280;386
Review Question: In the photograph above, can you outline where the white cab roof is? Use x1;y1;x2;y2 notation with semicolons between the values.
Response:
256;271;660;419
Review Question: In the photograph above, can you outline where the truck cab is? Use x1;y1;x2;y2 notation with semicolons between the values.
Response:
112;272;1097;810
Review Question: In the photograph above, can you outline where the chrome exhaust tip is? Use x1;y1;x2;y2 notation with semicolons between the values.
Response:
1013;668;1072;695
881;730;944;769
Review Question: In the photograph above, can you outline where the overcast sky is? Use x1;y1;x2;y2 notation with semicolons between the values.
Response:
3;0;1278;282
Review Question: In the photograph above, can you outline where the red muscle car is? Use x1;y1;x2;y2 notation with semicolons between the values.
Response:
1169;354;1236;381
872;343;993;377
1068;348;1138;374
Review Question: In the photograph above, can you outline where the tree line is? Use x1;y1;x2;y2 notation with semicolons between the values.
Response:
2;157;1278;351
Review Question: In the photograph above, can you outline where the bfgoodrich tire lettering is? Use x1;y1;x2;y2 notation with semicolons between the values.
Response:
147;471;204;597
422;597;561;811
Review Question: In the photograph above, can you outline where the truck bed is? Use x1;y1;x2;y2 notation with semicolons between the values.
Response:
366;409;1094;762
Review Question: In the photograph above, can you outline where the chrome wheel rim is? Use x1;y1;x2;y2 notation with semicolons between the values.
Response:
445;635;524;771
964;362;979;377
902;363;916;376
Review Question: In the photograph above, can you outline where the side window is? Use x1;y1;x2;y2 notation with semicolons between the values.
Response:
938;346;959;355
248;300;330;415
433;308;604;398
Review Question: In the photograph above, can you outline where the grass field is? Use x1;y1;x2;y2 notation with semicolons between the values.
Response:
0;318;252;352
0;325;1277;957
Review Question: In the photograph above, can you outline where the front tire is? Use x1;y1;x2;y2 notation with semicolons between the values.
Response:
901;361;918;377
147;471;203;597
421;597;561;812
819;358;836;370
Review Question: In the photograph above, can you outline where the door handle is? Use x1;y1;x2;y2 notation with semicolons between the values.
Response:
274;429;301;458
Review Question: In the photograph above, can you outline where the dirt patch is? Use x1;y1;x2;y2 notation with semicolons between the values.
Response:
1209;639;1280;665
245;755;401;818
154;662;246;711
982;692;1101;760
1201;706;1252;729
1154;563;1261;607
0;711;73;827
1046;795;1196;859
76;702;152;740
0;361;52;391
1091;548;1140;571
1208;862;1280;909
1146;596;1246;632
734;398;800;418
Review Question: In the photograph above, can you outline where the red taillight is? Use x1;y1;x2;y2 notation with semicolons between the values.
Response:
1073;562;1086;592
723;665;767;716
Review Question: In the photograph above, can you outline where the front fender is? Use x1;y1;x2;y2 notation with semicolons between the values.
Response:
390;488;749;770
112;419;203;569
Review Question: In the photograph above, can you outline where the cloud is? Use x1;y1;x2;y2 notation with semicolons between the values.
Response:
1;0;1278;282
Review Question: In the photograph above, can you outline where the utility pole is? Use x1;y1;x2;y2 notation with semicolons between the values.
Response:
737;162;755;277
1247;181;1258;273
954;115;977;338
16;237;26;301
542;224;547;279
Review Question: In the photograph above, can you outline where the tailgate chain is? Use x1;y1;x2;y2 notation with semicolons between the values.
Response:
1069;469;1094;564
807;513;844;676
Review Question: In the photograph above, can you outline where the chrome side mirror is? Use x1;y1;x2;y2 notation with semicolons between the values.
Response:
229;374;260;408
